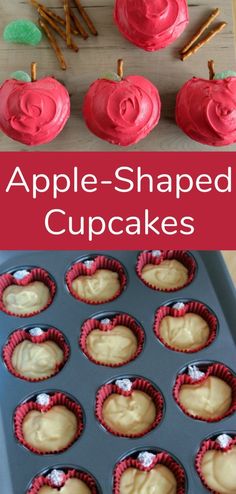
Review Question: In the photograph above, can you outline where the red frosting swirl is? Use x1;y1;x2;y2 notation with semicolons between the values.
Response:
83;75;161;146
176;77;236;147
114;0;189;51
0;77;70;146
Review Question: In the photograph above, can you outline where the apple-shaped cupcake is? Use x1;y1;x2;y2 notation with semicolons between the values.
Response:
0;63;70;146
176;61;236;147
196;434;236;494
114;0;189;52
83;60;161;146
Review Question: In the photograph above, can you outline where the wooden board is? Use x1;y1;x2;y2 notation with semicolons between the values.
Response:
222;251;236;285
0;0;235;151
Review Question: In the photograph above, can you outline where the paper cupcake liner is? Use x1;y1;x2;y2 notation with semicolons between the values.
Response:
113;450;186;494
27;468;99;494
80;313;144;367
3;328;70;382
96;378;164;438
195;434;236;493
136;250;196;292
66;255;127;305
154;301;217;353
173;363;236;422
14;392;84;455
0;268;56;317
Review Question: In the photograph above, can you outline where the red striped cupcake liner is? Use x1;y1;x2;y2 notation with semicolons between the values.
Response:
80;313;144;367
113;450;186;494
195;434;236;493
66;256;127;305
27;468;99;494
3;327;70;382
154;301;217;353
14;392;84;455
96;378;164;438
173;363;236;422
136;250;196;292
0;268;56;317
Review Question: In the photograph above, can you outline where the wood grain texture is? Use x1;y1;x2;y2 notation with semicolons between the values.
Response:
222;251;236;285
0;0;235;151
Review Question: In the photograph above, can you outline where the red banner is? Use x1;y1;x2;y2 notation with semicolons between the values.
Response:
0;152;235;249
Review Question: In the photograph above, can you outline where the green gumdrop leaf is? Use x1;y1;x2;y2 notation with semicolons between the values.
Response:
100;72;121;82
10;70;31;82
4;19;42;46
214;70;236;80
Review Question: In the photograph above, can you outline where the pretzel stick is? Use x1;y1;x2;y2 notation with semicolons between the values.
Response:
38;7;79;52
72;0;98;36
29;0;78;35
181;8;220;54
69;6;88;39
181;22;227;61
38;18;67;70
117;59;124;79
208;60;215;80
64;0;71;46
31;62;37;81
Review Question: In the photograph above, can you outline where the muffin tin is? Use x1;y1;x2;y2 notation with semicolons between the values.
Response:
0;250;236;494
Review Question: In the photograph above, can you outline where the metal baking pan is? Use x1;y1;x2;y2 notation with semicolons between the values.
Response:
0;250;235;493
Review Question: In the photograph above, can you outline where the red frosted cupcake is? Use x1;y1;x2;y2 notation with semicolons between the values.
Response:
3;326;69;381
80;313;144;367
154;300;217;353
66;255;126;304
173;363;236;422
114;448;186;494
0;267;56;317
114;0;189;52
96;377;164;438
137;250;196;292
196;433;236;493
27;467;99;494
14;392;84;454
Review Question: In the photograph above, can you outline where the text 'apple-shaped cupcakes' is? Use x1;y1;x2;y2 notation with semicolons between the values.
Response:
114;0;189;52
83;59;161;146
114;448;186;494
196;433;236;493
0;62;70;146
176;60;236;147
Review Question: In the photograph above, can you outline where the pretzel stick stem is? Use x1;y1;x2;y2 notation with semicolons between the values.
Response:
117;59;124;79
181;22;227;61
208;60;215;80
38;18;67;70
31;62;37;81
69;7;88;39
181;8;220;54
73;0;98;35
38;7;79;52
64;0;71;47
29;0;78;34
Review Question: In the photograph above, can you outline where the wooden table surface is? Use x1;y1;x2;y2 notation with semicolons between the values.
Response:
0;0;236;151
222;251;236;285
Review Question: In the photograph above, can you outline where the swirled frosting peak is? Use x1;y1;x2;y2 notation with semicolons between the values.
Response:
0;77;70;146
176;77;236;147
114;0;189;51
83;75;161;146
